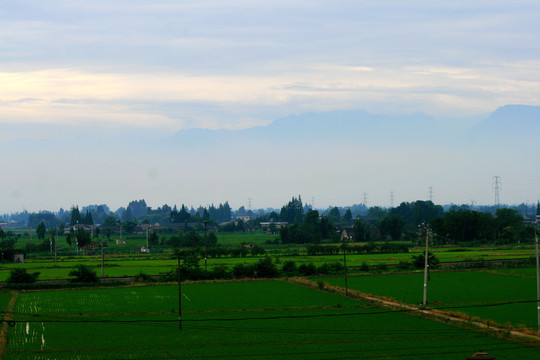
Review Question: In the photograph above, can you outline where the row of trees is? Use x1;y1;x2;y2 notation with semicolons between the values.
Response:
280;210;337;244
21;198;540;248
431;208;533;244
277;199;537;245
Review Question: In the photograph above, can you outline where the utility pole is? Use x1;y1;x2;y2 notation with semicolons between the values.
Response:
343;235;348;296
421;223;430;306
146;225;149;249
428;187;433;202
362;193;368;207
390;191;395;208
204;220;208;271
535;204;539;332
101;234;105;277
54;228;58;268
177;251;182;331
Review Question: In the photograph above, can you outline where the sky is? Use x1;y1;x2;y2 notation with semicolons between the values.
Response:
1;1;540;214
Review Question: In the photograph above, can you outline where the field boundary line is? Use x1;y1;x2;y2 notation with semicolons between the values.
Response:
291;277;540;345
0;291;18;360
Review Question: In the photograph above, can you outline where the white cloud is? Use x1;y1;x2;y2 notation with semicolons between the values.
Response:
2;57;540;130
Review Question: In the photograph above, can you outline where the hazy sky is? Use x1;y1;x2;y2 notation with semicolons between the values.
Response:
1;1;539;214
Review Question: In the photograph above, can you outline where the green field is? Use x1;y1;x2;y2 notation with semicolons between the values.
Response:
0;243;536;282
319;270;539;329
3;281;540;359
7;230;279;249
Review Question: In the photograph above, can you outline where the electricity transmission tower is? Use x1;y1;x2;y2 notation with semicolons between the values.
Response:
493;176;501;208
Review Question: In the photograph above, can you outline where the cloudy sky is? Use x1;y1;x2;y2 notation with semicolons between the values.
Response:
1;1;540;214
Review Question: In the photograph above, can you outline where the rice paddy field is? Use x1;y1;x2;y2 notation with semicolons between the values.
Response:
319;270;540;330
0;243;536;282
2;280;540;359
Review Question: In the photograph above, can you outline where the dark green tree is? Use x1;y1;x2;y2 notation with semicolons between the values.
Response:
103;215;119;226
82;211;94;225
36;221;46;241
367;207;387;223
495;208;524;242
327;207;341;223
149;230;159;246
431;210;495;243
253;256;278;278
280;196;305;224
123;220;137;233
207;232;218;246
27;212;60;229
7;268;40;285
75;227;92;248
125;199;148;220
70;206;81;226
279;210;336;244
69;264;98;282
281;260;298;277
170;205;191;223
353;218;371;242
411;253;440;269
185;230;202;247
379;214;406;241
343;209;353;224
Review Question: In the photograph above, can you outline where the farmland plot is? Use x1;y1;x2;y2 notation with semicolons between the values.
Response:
319;270;539;329
3;281;540;359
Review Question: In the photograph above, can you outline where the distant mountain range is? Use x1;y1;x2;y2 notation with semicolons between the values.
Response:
471;104;540;140
2;104;538;148
1;104;538;214
170;104;540;148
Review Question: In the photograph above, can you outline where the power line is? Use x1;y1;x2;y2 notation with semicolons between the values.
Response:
10;299;540;325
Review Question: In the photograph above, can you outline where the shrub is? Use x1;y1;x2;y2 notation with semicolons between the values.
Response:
232;263;255;279
317;263;331;275
134;272;155;283
209;264;231;279
359;262;370;272
7;268;40;284
375;264;388;271
398;260;413;270
411;253;440;269
158;269;177;282
298;262;316;276
253;256;278;278
281;260;298;277
68;264;98;283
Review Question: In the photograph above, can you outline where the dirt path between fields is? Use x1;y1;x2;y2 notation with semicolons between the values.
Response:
291;277;540;345
0;292;18;360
